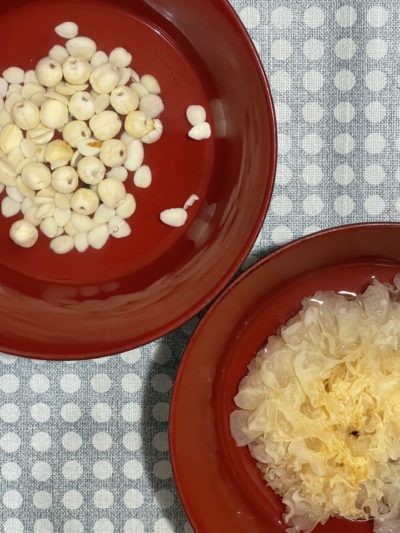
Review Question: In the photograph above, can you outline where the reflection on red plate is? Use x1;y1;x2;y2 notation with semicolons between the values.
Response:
169;224;400;533
0;0;276;359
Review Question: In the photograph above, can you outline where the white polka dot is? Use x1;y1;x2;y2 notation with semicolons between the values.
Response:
62;460;83;480
60;374;81;393
302;164;323;186
152;432;169;452
302;102;324;123
93;460;113;480
121;373;142;393
335;70;356;92
62;431;82;452
92;431;112;451
270;70;292;92
91;402;112;423
334;102;355;123
1;432;21;453
334;164;355;186
0;374;19;393
63;489;83;510
34;519;53;533
124;459;144;480
94;489;114;509
151;344;171;364
279;133;291;154
365;195;386;215
303;70;324;92
31;402;51;422
334;133;354;155
271;225;293;246
271;6;292;28
31;461;52;482
366;70;387;91
335;5;357;27
275;103;291;123
334;195;355;216
94;519;114;533
303;195;324;216
153;460;172;480
123;431;142;451
124;519;144;533
275;163;292;185
239;6;260;29
3;489;22;508
364;164;386;185
154;518;174;533
33;490;52;509
4;518;24;533
271;39;292;61
365;101;386;123
29;373;49;393
365;133;386;154
0;403;20;423
0;353;16;364
124;488;144;509
335;38;357;60
31;431;51;452
304;6;324;28
303;134;323;154
64;519;84;533
303;39;324;61
91;373;111;393
1;461;21;480
122;402;142;423
366;38;388;60
61;402;81;422
367;6;388;27
155;489;174;509
121;348;142;364
270;195;292;216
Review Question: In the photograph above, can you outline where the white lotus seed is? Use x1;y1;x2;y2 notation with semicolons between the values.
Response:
91;51;108;68
2;196;20;217
130;70;140;83
88;224;109;249
66;36;97;61
99;139;127;167
10;219;38;247
116;193;136;219
24;206;41;226
189;122;212;140
97;178;126;208
16;176;35;198
21;162;51;190
63;120;91;147
21;196;33;214
93;204;115;224
5;92;23;113
55;83;76;96
124;110;153;139
54;192;71;209
49;45;69;63
50;235;74;254
69;91;95;120
31;92;47;107
40;217;59;238
44;91;69;106
52;166;79;193
124;139;144;171
64;220;78;237
133;165;152;189
55;21;79;39
118;68;132;86
70;150;82;168
131;82;149;98
160;208;188;227
77;156;106;185
186;105;206;126
74;232;89;252
6;186;24;203
7;83;22;95
0;78;7;97
90;63;120;94
142;119;163;144
110;85;139;115
71;213;94;232
89;110;121;141
11;100;40;131
109;47;132;68
63;56;92;85
36;57;63;87
40;99;68;129
3;67;24;84
0;110;11;127
36;202;54;220
106;166;128;181
94;93;110;114
21;82;45;100
184;194;200;210
71;188;99;215
45;140;73;165
76;138;102;157
8;147;24;167
27;125;55;145
141;74;161;94
53;207;71;227
139;94;164;118
21;139;36;158
108;215;131;238
0;98;4;112
34;188;54;205
0;124;23;154
24;70;39;84
0;158;17;186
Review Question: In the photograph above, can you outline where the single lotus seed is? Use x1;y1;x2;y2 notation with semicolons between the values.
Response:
74;232;89;253
49;45;69;63
45;140;73;165
63;56;92;85
109;47;132;68
97;178;126;208
93;204;115;224
106;166;128;181
51;166;79;193
69;91;95;120
88;224;109;249
139;94;164;119
110;85;139;115
0;124;23;154
77;156;106;185
89;110;122;141
124;110;153;139
40;99;68;129
36;57;63;87
21;162;52;190
3;67;24;85
55;21;79;39
108;215;131;238
124;139;144;171
141;74;161;94
50;235;74;254
160;208;188;228
40;217;59;238
142;119;163;144
188;122;212;140
2;196;20;217
99;139;127;167
186;105;207;126
71;188;99;215
91;51;108;68
133;165;152;189
90;63;120;94
116;193;136;219
63;120;91;147
66;36;97;61
10;219;38;247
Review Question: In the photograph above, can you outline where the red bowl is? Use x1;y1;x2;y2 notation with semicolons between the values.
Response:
169;223;400;533
0;0;276;359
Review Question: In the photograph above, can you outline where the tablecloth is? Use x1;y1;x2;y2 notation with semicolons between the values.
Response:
1;1;399;532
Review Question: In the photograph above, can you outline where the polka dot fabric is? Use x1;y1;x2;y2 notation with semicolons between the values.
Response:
0;2;399;532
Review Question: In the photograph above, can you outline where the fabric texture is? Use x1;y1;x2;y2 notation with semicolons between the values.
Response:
1;1;399;532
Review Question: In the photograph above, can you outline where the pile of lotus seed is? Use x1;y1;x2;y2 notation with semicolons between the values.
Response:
0;21;211;254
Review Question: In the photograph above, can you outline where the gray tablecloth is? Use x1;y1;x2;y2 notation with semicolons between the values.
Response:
1;1;398;532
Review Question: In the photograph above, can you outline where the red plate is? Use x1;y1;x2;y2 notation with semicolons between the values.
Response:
169;223;400;533
0;0;276;359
